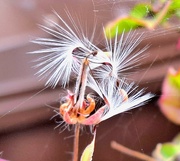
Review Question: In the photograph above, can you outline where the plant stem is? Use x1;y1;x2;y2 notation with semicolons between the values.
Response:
111;141;156;161
153;0;171;28
73;123;80;161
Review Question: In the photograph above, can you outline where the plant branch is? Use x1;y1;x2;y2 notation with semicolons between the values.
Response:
73;123;80;161
111;141;156;161
153;0;172;28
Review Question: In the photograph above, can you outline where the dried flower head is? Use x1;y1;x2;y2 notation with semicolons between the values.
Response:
31;11;154;161
31;11;153;126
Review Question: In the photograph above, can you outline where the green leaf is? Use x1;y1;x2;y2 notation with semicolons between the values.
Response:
175;9;180;18
169;0;180;11
161;143;179;159
173;134;180;145
130;3;151;19
105;17;139;38
162;0;180;20
168;71;180;90
80;131;96;161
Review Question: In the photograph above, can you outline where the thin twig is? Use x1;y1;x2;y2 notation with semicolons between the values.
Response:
73;123;80;161
111;141;156;161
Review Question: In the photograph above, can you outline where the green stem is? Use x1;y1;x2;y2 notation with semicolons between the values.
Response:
73;123;80;161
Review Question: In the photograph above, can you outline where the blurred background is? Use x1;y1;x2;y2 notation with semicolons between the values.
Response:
0;0;180;161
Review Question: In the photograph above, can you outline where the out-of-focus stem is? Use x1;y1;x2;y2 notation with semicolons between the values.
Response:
73;123;80;161
153;0;171;28
111;141;156;161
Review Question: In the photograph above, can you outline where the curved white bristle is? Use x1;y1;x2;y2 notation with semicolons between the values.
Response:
93;29;148;82
96;79;154;121
31;11;104;88
86;75;154;122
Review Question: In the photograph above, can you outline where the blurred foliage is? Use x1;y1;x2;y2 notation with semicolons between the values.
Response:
168;69;180;89
105;0;180;38
152;133;180;161
158;67;180;125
